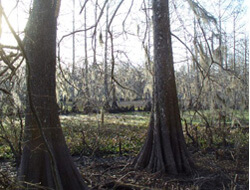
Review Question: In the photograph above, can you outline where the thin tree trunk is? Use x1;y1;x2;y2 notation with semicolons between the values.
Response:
244;35;248;107
71;0;76;101
104;3;109;106
84;7;89;97
218;0;223;68
193;18;201;109
72;0;76;76
92;0;98;101
225;33;228;70
0;0;2;39
233;13;236;72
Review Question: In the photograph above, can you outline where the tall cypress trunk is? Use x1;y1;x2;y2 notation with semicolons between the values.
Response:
134;0;194;174
18;1;87;189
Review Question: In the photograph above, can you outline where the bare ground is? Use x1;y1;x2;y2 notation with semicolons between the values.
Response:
76;145;248;190
0;145;248;189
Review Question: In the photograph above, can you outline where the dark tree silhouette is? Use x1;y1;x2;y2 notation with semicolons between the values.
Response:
133;0;194;174
18;0;87;189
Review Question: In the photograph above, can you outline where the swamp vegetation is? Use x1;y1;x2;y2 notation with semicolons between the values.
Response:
0;110;248;189
0;0;249;189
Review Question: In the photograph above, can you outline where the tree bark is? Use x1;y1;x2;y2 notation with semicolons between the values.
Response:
84;7;90;98
134;0;194;174
18;1;87;189
71;0;76;101
103;2;109;107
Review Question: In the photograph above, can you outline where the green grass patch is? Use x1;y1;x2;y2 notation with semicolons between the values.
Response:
0;110;248;160
60;112;150;157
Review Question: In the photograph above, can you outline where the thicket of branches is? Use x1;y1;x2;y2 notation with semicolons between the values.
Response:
0;0;248;166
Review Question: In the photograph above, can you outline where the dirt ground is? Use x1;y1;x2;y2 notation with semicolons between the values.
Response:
0;144;248;189
76;145;249;190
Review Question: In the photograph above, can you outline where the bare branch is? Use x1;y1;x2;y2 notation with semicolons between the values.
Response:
79;0;89;14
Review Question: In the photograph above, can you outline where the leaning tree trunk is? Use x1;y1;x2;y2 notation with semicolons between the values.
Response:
18;1;87;189
134;0;194;174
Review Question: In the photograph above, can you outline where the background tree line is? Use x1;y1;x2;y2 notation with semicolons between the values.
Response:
0;0;248;189
0;0;248;114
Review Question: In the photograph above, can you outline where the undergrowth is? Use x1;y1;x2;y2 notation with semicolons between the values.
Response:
0;111;248;189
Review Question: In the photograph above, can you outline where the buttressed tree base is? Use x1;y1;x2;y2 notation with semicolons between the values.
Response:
134;0;194;174
18;0;87;189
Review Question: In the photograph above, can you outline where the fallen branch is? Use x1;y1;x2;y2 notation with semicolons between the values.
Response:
92;181;157;190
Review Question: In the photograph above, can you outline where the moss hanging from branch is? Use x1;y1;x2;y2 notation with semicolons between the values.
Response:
186;0;217;24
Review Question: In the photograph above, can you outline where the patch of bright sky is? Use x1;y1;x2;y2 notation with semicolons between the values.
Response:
0;0;147;69
0;0;248;71
0;0;30;45
57;0;146;70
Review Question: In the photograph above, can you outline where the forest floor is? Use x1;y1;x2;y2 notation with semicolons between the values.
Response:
0;111;249;189
76;147;248;190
